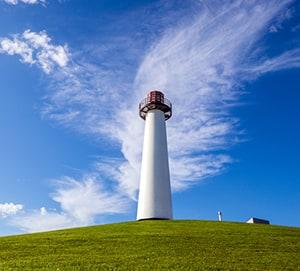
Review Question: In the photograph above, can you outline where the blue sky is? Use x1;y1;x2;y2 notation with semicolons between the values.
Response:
0;0;299;235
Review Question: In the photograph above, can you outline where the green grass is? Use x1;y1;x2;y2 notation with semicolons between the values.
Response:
0;220;299;270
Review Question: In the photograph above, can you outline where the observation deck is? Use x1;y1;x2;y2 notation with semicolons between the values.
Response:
139;91;172;120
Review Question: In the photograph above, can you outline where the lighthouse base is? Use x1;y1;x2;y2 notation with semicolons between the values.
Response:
137;217;171;221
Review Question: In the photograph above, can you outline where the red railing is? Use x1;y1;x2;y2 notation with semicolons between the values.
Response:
139;96;172;111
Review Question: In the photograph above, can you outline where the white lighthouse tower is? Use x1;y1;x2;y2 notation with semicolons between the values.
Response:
137;90;173;220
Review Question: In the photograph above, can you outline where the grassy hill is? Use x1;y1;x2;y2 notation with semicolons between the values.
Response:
0;220;299;270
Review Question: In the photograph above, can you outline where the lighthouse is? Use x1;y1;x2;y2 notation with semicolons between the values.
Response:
137;90;173;220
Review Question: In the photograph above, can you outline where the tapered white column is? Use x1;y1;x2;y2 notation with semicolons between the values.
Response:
137;109;173;220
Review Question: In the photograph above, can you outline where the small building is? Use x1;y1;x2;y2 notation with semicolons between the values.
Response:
246;217;270;225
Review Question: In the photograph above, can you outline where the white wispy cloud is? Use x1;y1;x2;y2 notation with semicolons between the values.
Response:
269;6;293;33
12;207;76;233
0;30;69;73
0;203;23;218
10;169;129;232
118;0;300;193
247;48;300;74
1;0;45;5
40;0;300;199
52;175;129;224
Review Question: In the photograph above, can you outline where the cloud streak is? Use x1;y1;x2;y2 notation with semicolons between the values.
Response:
0;30;69;74
11;208;76;233
52;175;129;224
10;170;129;232
41;0;300;198
0;203;23;218
247;48;300;74
1;0;45;5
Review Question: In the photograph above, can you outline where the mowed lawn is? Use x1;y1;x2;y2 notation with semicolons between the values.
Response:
0;220;299;270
